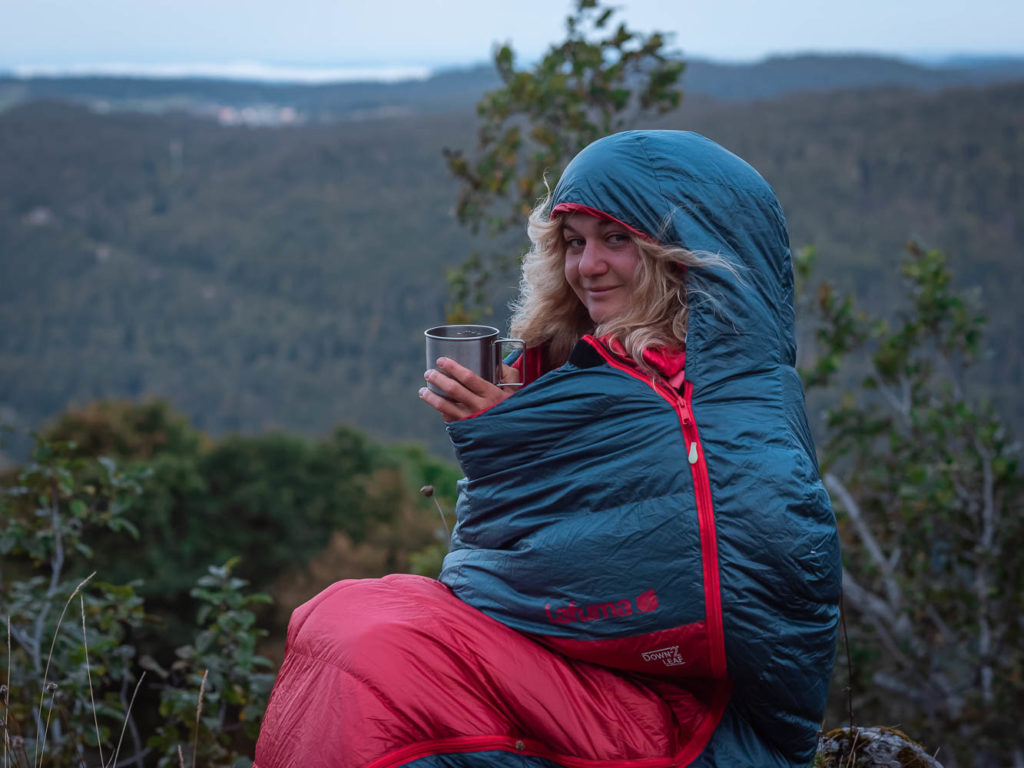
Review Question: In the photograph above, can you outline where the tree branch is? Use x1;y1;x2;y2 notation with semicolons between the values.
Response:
871;372;912;428
840;569;892;625
842;570;917;672
872;671;931;705
6;621;35;660
826;473;903;614
974;437;996;707
924;603;957;647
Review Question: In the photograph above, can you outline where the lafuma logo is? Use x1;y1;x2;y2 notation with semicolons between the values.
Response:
544;588;659;625
641;645;685;667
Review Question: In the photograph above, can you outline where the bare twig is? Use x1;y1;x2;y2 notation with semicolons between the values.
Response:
948;468;979;515
974;438;996;707
844;726;861;768
192;670;208;768
840;569;892;625
112;659;145;768
899;373;912;423
871;372;912;428
874;668;958;723
34;572;94;767
924;604;957;647
4;614;11;768
871;672;932;705
886;545;901;572
36;683;58;768
419;486;450;542
841;569;921;680
4;624;34;665
80;596;104;768
839;594;855;732
123;709;144;768
826;474;903;615
107;671;145;768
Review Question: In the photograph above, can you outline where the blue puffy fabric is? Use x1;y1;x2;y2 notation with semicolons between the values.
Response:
439;131;841;767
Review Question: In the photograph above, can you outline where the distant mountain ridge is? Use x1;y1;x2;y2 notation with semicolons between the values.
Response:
682;53;1024;100
2;53;1023;122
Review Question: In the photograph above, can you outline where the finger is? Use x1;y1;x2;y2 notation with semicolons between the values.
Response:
418;386;469;423
434;357;495;397
423;366;480;405
499;363;522;385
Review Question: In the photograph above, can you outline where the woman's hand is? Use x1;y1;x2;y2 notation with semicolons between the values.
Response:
419;357;520;422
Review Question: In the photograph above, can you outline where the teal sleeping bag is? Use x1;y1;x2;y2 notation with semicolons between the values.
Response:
440;130;841;767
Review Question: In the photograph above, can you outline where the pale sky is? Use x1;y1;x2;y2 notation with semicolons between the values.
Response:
2;0;1022;79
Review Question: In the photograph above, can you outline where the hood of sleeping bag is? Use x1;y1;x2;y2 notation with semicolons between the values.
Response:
551;129;798;388
440;131;841;767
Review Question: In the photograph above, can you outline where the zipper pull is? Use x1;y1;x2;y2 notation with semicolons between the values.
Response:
678;402;692;426
688;442;698;464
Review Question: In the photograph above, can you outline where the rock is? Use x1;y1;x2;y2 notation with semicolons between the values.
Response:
816;726;944;768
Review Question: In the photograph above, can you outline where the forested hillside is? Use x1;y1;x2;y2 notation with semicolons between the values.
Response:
0;103;478;457
1;73;1022;461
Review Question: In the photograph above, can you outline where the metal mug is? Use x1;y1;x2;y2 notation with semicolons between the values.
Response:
424;324;525;398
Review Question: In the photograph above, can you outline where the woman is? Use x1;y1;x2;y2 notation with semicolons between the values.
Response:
255;130;841;768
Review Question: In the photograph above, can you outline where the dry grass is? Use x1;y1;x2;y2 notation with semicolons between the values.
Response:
3;579;208;768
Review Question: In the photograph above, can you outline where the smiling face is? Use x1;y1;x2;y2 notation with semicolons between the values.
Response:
562;212;642;325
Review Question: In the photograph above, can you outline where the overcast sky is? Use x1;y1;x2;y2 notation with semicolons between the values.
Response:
3;0;1022;80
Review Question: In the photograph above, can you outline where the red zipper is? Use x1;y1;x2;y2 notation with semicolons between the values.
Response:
364;734;683;768
582;336;728;679
676;380;727;678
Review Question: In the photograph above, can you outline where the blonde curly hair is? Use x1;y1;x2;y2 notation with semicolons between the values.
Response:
509;200;727;372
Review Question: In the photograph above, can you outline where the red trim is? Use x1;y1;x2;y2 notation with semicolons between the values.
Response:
681;378;728;678
364;681;730;768
673;681;732;767
581;335;728;679
464;402;499;420
551;202;657;243
366;734;674;768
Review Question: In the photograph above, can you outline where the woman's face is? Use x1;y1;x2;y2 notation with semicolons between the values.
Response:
562;212;641;325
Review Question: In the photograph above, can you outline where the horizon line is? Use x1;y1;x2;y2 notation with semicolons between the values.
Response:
3;51;1023;85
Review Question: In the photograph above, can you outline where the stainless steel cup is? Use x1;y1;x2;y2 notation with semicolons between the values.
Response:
424;324;525;398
